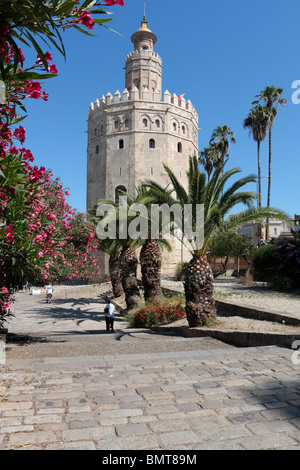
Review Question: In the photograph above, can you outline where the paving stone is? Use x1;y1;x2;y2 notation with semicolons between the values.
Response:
8;430;57;447
61;426;115;442
240;433;298;450
115;423;149;437
159;430;200;447
246;419;299;435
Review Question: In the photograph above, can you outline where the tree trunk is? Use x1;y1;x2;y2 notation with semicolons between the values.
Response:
243;255;252;277
257;139;262;244
140;240;162;302
184;255;216;327
119;247;141;310
266;127;272;241
109;256;123;298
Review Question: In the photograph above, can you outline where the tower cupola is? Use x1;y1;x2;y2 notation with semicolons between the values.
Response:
130;18;157;51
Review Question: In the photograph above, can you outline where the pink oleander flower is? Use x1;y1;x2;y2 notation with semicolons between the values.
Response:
48;64;58;74
77;10;95;29
103;0;124;5
1;287;8;293
38;252;44;257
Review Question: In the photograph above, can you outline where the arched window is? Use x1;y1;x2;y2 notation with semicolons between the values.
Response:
149;139;155;149
124;119;129;129
119;139;124;149
114;120;119;131
177;142;182;153
94;127;98;137
155;119;160;128
173;122;177;132
115;185;127;204
181;125;186;135
95;144;100;155
100;125;104;134
143;118;148;128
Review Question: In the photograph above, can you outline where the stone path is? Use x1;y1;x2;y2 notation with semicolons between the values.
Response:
1;345;300;450
0;288;300;450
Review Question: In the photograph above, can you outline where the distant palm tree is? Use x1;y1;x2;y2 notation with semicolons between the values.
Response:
243;105;269;208
199;143;220;181
210;125;236;173
252;86;286;239
143;156;290;327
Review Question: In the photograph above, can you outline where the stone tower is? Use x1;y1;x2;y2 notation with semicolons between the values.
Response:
87;18;199;274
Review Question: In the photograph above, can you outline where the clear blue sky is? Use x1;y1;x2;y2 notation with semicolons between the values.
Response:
22;0;300;218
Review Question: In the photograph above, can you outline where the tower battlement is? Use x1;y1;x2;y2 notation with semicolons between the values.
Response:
88;89;198;120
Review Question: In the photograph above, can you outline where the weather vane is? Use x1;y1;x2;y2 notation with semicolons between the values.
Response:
144;2;146;20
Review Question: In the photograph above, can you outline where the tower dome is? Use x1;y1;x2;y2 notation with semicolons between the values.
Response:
131;18;157;51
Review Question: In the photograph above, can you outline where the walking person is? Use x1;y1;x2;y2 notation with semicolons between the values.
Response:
45;283;54;303
104;299;115;332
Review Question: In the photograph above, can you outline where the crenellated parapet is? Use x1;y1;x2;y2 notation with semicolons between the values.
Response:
88;88;198;120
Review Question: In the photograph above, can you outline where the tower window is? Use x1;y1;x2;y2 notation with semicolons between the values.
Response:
119;139;124;149
149;139;155;149
95;144;100;155
173;122;177;132
155;119;160;128
143;118;148;128
124;119;129;129
177;142;182;153
114;120;119;131
182;125;186;135
150;167;154;176
115;185;127;204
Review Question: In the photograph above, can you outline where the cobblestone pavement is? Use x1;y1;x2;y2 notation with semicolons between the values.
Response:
1;289;300;450
1;344;300;450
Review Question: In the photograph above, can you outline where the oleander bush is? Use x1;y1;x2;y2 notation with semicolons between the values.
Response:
126;296;185;328
253;232;300;291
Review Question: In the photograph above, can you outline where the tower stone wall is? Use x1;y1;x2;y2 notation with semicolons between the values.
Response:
87;19;199;275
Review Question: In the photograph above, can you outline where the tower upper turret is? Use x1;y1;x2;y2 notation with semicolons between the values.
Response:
130;17;157;51
125;18;162;100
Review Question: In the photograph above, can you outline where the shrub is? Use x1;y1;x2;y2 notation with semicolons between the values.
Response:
128;297;185;328
253;233;300;290
175;262;189;281
252;243;278;282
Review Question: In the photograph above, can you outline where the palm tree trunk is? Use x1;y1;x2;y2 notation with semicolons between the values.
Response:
140;240;162;301
184;255;216;327
257;139;262;244
119;247;141;310
266;127;272;240
109;256;123;298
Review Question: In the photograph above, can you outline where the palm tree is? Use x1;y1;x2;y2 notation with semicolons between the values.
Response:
210;125;236;173
98;238;123;298
96;193;142;311
252;86;286;239
96;187;172;308
243;105;269;242
87;206;124;299
143;156;291;327
199;143;220;181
